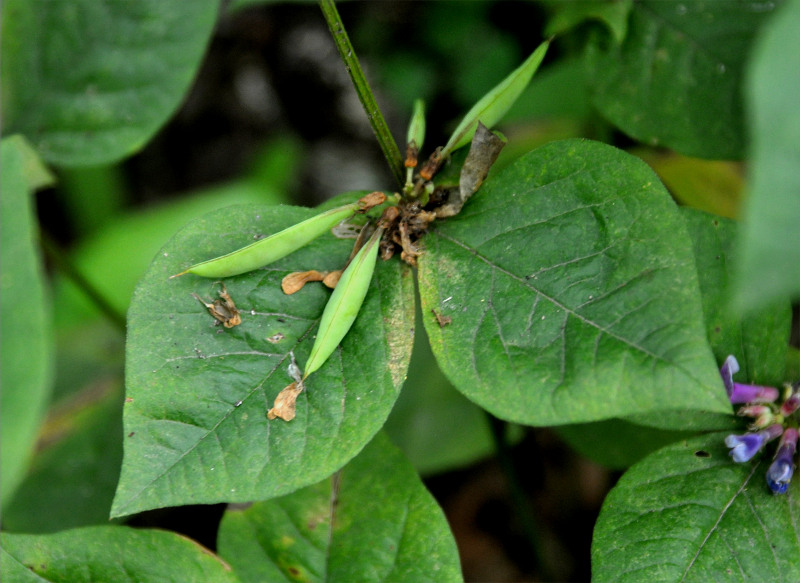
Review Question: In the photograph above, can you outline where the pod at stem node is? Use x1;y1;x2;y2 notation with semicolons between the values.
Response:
172;192;386;279
302;224;385;379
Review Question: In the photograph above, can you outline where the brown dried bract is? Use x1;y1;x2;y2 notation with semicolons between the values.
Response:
419;147;444;181
380;201;435;266
192;283;241;328
267;381;304;421
435;122;505;218
356;191;387;212
432;309;452;328
322;270;342;288
404;141;419;168
281;270;328;295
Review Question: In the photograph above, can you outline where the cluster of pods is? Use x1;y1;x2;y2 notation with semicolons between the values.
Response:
174;190;391;420
171;39;556;420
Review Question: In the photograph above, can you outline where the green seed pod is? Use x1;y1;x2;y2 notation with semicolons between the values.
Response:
405;99;426;159
173;193;386;278
441;39;550;158
303;225;384;379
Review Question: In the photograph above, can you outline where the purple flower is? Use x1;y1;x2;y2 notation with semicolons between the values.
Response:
720;355;740;393
720;355;779;404
725;424;784;462
766;428;798;495
780;392;800;417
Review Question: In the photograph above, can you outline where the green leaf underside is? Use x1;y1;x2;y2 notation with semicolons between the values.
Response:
0;136;54;510
1;0;218;166
419;139;729;426
217;432;463;583
0;526;235;583
585;0;779;159
592;433;800;583
736;0;800;309
111;204;414;517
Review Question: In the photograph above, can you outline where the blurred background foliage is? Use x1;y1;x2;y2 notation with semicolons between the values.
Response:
5;1;765;580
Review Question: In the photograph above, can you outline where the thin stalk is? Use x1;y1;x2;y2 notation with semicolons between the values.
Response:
486;413;553;581
40;232;127;333
318;0;405;188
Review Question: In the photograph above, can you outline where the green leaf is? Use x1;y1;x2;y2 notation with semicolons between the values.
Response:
2;382;123;533
384;302;496;475
111;204;414;517
683;208;791;386
623;208;792;432
544;0;633;44
418;139;728;426
584;0;779;159
0;136;55;510
0;526;236;583
52;140;296;330
556;418;693;470
592;433;800;582
735;0;800;309
217;432;463;583
1;0;218;166
442;40;550;157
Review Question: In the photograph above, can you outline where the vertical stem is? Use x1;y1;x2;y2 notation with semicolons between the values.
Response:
318;0;405;188
486;413;553;580
40;232;127;333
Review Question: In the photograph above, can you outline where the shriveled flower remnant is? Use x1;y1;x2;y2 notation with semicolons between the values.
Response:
723;355;800;494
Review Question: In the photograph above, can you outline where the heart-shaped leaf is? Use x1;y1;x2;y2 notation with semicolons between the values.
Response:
111;204;414;517
0;525;236;582
584;0;778;159
418;139;729;426
217;432;463;582
1;0;218;166
592;433;800;582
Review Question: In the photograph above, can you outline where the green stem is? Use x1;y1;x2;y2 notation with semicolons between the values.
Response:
486;413;553;580
40;232;127;333
318;0;405;188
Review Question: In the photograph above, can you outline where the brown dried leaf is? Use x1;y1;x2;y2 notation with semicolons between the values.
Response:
267;381;304;421
432;309;452;328
192;283;242;328
281;270;328;295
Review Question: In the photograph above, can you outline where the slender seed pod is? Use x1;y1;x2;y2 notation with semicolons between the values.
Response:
303;225;384;379
441;39;550;158
172;192;386;278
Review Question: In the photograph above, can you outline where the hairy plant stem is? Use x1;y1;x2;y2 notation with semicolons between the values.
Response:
318;0;405;188
40;232;127;333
